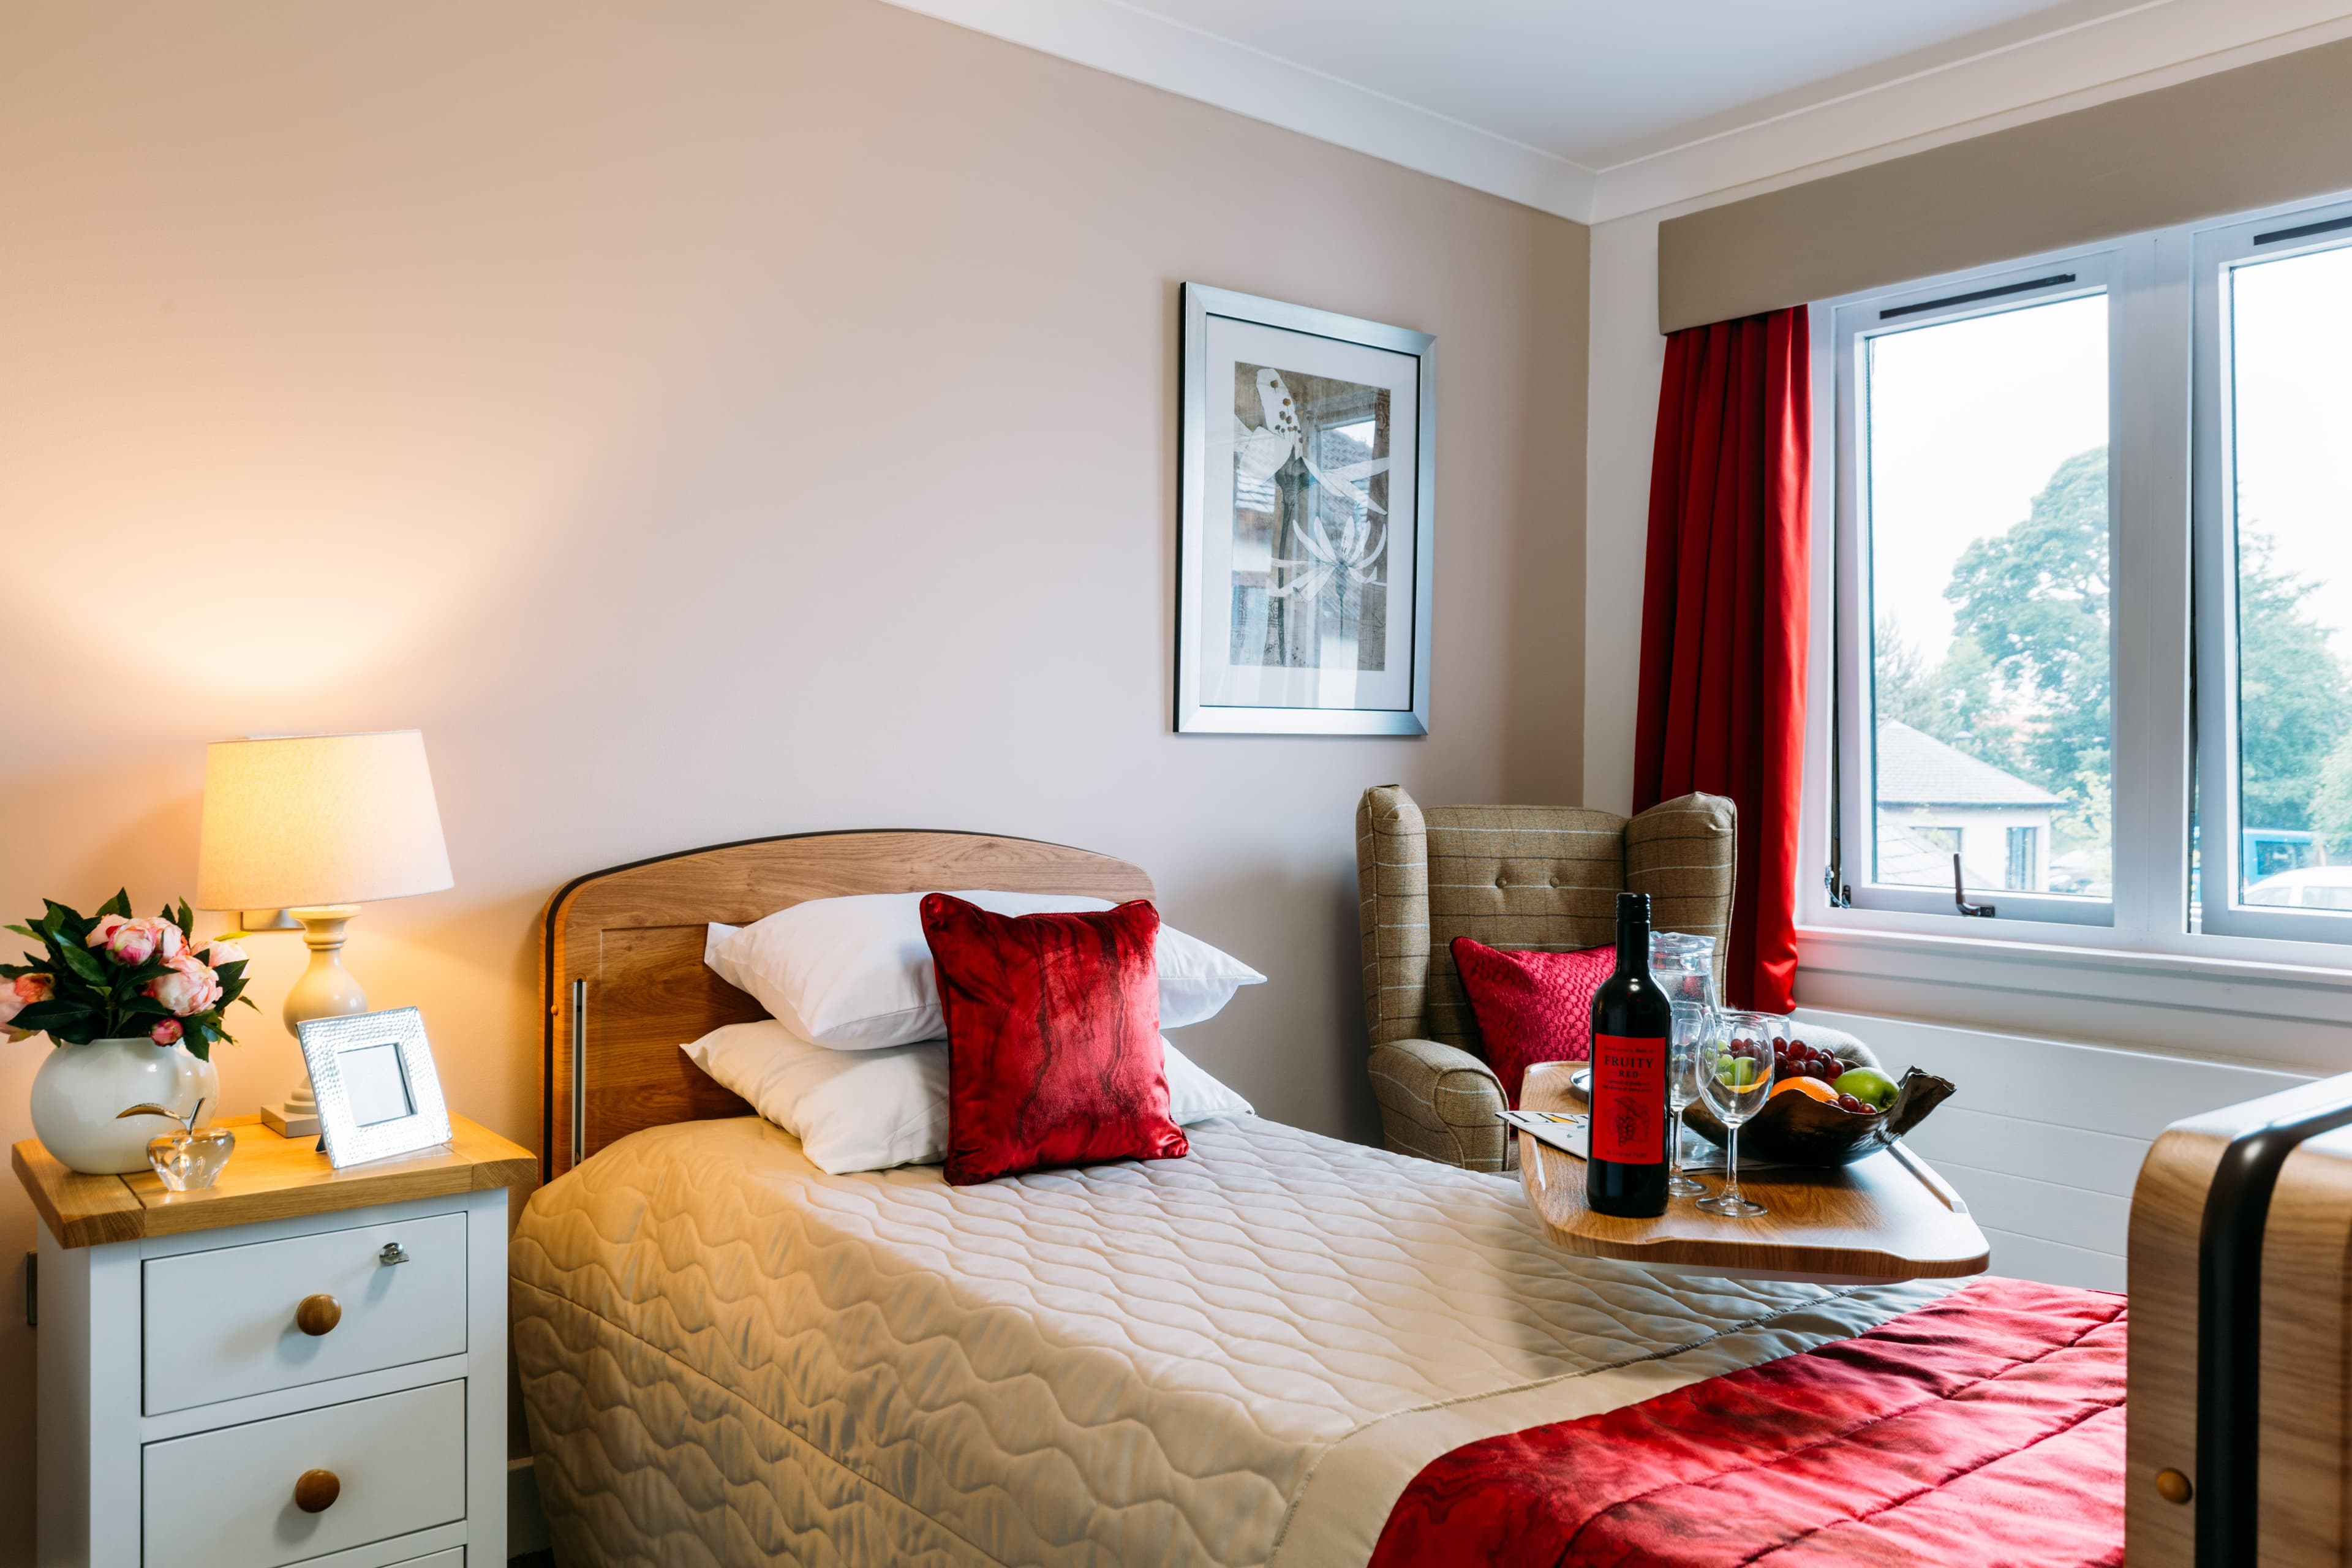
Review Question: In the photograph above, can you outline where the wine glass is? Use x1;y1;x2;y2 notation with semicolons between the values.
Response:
1696;1010;1779;1217
1665;1003;1709;1197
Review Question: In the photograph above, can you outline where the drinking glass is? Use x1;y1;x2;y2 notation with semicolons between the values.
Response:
1648;931;1719;1016
1665;1003;1709;1197
1696;1009;1779;1217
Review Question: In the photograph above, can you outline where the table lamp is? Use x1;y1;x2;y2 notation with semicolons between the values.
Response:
195;730;453;1137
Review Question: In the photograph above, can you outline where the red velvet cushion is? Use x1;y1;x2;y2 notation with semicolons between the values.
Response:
920;892;1188;1185
1449;937;1615;1107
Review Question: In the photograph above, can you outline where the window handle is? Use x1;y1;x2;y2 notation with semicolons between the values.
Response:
1953;854;1996;918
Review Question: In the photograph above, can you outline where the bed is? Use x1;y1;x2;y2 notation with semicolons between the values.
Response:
510;829;2138;1567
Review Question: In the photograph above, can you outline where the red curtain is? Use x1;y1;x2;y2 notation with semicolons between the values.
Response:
1632;306;1811;1013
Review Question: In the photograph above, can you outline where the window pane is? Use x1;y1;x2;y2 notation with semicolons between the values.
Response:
2228;245;2352;912
1864;294;2111;898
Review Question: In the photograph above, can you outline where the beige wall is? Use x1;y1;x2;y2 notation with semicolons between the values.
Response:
0;0;1588;1552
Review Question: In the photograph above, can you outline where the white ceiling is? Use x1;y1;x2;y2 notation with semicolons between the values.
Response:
881;0;2352;221
1088;0;2142;170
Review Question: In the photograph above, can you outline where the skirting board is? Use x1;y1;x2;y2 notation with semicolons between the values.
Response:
510;1455;549;1558
1800;1006;2311;1291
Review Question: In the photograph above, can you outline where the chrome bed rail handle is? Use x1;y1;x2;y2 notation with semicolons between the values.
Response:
570;977;587;1172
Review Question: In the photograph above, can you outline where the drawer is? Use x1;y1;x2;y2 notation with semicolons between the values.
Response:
145;1211;467;1414
143;1379;466;1568
390;1553;463;1567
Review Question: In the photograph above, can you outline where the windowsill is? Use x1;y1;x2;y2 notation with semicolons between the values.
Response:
1797;912;2352;1028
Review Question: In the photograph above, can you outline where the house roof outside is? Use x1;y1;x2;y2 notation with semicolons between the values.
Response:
1876;721;2064;808
1875;821;1961;887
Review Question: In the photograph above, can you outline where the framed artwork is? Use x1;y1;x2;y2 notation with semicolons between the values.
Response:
295;1005;454;1167
1177;283;1434;735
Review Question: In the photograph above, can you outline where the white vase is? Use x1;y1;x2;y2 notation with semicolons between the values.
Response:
29;1036;221;1175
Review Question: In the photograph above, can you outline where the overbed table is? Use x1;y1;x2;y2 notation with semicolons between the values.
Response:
1515;1059;1991;1284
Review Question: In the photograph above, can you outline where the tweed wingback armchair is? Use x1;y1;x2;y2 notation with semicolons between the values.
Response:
1355;785;1738;1172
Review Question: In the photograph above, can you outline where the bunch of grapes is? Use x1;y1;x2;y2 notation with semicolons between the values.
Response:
1774;1037;1873;1114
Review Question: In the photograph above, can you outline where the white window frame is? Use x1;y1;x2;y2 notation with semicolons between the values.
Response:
2191;194;2352;945
1829;249;2134;930
1801;189;2352;976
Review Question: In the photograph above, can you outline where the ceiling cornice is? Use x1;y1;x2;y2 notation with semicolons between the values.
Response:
873;0;1596;221
874;0;2352;228
1588;0;2352;224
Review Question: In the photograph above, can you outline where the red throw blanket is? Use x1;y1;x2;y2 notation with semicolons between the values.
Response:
1368;1278;2124;1568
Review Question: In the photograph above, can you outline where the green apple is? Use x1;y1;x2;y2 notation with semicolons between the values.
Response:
1833;1068;1898;1111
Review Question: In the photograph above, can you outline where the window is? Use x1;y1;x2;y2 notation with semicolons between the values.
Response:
2194;214;2352;941
1822;194;2352;953
1833;257;2119;928
2007;827;2038;892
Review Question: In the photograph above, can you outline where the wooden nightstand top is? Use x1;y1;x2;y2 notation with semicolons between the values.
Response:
13;1114;537;1249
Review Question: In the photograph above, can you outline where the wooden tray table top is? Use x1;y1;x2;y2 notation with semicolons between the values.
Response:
1516;1060;1991;1283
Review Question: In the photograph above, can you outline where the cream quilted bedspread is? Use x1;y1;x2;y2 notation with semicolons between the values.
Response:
510;1114;1950;1568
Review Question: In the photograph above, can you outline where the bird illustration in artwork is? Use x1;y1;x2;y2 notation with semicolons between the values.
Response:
1230;368;1393;603
1232;369;1388;515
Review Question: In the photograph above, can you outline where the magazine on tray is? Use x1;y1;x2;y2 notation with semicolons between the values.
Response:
1497;1109;1777;1173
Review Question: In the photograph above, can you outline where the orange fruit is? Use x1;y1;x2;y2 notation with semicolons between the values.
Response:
1769;1076;1839;1104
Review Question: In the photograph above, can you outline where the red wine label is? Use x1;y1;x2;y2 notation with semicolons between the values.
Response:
1591;1033;1665;1164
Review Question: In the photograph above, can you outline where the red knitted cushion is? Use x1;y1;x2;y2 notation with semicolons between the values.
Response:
1449;936;1615;1107
920;892;1188;1185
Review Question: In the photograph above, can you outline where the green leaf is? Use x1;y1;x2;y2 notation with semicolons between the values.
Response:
13;1000;96;1042
4;924;36;940
57;943;107;987
238;995;259;1012
121;995;172;1020
99;889;132;920
175;899;194;934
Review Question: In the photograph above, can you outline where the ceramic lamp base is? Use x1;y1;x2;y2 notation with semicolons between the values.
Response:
262;1097;321;1138
272;904;366;1142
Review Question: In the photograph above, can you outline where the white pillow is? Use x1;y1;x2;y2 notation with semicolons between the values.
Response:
684;1019;1254;1175
706;889;1264;1049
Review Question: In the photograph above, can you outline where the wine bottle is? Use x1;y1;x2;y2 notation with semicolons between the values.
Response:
1587;891;1671;1218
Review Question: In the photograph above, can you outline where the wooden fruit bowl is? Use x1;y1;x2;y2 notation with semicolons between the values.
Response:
1684;1067;1956;1167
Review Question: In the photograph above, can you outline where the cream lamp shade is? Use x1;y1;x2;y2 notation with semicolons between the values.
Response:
196;730;453;1140
196;731;452;912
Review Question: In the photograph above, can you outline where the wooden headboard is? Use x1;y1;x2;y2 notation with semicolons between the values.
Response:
539;829;1155;1180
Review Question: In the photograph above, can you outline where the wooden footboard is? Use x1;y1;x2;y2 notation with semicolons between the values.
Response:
2128;1070;2352;1566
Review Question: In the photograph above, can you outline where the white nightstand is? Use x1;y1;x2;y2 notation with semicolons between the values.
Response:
13;1115;535;1568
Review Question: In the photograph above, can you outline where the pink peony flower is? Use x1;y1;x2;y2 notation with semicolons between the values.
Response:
105;924;157;965
87;914;127;949
199;938;249;970
100;916;186;967
145;953;222;1017
0;973;53;1028
150;1017;184;1046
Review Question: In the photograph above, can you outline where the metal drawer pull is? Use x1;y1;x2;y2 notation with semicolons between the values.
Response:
294;1294;341;1336
293;1468;341;1513
379;1242;409;1266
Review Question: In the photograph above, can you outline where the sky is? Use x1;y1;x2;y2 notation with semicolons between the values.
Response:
2230;242;2352;657
1866;292;2108;670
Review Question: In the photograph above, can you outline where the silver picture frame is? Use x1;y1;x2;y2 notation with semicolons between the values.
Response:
295;1006;454;1168
1177;282;1436;736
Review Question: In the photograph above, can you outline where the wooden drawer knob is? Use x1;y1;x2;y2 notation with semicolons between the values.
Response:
293;1468;341;1513
295;1294;342;1336
2156;1467;2194;1505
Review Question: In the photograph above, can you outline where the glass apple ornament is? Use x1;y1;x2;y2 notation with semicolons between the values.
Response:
119;1096;236;1191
